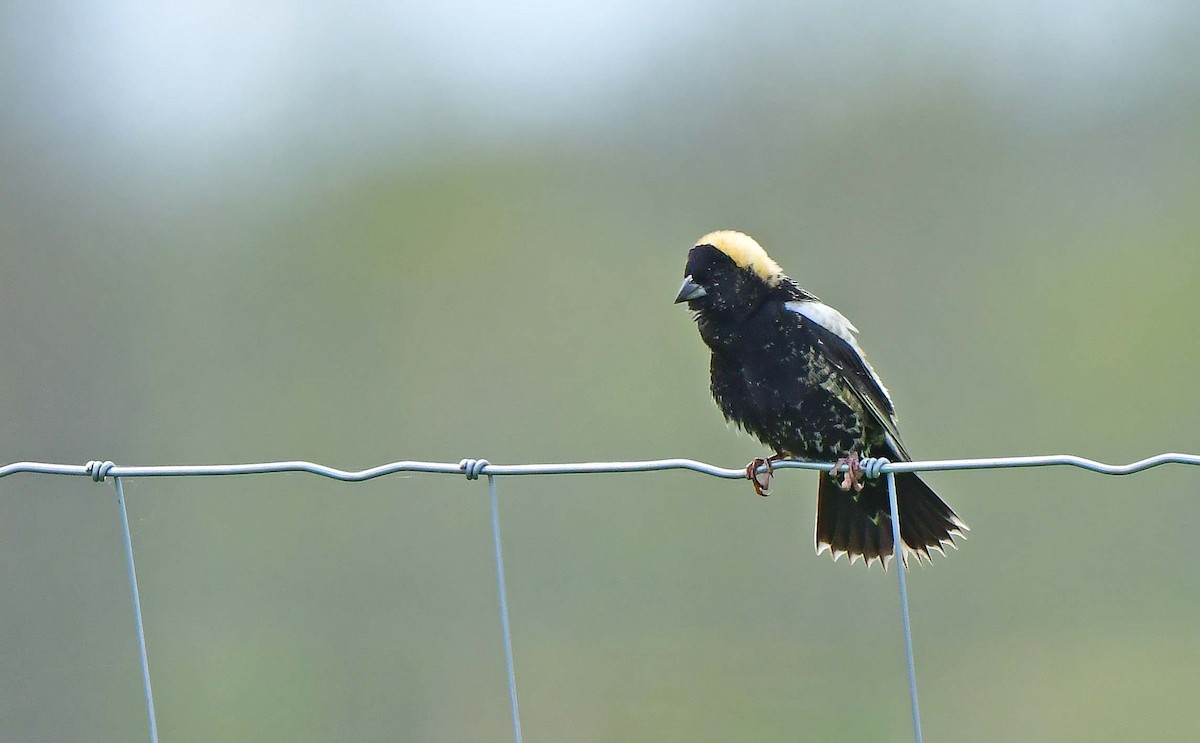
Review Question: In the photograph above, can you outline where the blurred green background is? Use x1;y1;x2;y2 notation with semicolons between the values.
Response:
2;2;1199;741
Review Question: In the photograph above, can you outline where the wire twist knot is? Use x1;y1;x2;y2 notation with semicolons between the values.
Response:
85;460;116;482
459;458;490;480
859;456;890;479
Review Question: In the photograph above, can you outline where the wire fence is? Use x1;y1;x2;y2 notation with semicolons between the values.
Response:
4;451;1200;743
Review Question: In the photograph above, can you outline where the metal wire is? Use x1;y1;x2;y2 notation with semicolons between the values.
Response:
114;476;159;743
6;451;1200;743
5;451;1200;481
886;471;922;743
487;474;523;743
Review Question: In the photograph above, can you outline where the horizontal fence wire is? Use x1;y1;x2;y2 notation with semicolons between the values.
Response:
5;452;1199;743
3;452;1200;481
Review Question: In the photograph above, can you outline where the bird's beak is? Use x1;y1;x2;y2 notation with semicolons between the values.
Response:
674;275;707;303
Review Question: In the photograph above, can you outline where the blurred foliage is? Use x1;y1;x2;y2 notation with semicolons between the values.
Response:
2;3;1199;742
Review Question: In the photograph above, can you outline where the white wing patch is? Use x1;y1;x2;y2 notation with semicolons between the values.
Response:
785;300;858;345
784;300;894;408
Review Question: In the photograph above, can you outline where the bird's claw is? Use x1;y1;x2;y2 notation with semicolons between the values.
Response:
746;457;773;496
830;451;864;492
745;452;786;497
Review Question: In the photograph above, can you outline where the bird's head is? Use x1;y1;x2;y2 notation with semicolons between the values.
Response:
674;230;784;317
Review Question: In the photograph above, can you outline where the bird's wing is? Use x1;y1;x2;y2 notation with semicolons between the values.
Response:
783;299;912;460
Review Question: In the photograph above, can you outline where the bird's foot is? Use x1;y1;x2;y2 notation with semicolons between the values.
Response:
830;451;864;492
745;452;786;496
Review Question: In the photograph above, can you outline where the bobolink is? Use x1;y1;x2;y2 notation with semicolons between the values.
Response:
675;230;966;567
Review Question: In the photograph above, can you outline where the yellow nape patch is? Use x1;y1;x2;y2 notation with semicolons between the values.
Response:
695;230;784;285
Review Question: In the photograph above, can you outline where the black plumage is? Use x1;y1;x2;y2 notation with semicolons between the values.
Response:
675;230;966;567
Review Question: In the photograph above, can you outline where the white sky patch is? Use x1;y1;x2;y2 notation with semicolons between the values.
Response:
3;0;1190;188
11;0;708;154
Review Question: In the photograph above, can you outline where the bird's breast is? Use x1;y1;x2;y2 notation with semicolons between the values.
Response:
709;341;872;459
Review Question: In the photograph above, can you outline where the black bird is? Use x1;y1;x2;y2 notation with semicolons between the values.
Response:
675;230;966;567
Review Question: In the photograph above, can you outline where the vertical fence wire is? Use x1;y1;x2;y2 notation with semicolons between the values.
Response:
114;477;160;743
488;474;524;743
886;472;922;743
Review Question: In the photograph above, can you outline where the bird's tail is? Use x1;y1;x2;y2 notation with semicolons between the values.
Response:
815;471;966;568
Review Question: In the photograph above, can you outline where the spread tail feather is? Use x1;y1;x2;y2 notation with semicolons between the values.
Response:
815;471;966;569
